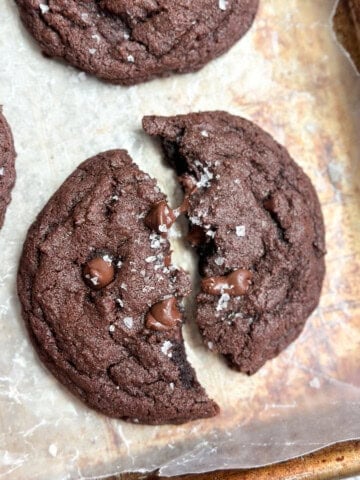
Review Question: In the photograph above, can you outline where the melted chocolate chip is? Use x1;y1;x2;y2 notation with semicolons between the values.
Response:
83;256;115;290
145;298;182;331
187;226;206;246
201;269;253;296
145;201;176;234
179;174;197;194
263;196;276;213
164;253;172;268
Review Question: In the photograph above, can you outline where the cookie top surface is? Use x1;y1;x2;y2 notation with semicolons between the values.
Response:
15;0;259;85
143;111;326;374
17;150;218;424
0;109;16;230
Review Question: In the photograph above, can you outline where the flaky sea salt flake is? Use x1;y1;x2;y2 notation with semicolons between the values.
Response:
219;0;228;10
39;4;49;14
48;444;57;457
116;298;124;308
236;225;246;237
161;341;173;357
215;257;224;266
123;317;133;329
217;293;230;311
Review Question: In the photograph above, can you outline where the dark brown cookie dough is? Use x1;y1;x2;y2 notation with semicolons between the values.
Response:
143;111;326;375
18;150;219;424
15;0;259;85
0;109;16;230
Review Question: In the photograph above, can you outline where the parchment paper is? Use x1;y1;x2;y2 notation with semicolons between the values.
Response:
1;1;360;479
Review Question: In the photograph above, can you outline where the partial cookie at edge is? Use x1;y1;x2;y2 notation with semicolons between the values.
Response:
0;108;16;230
15;0;259;85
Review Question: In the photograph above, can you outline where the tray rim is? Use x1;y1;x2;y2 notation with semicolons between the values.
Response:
115;440;360;479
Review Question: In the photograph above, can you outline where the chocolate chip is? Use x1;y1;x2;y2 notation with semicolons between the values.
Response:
145;298;182;331
263;196;276;213
201;269;253;296
186;226;206;246
83;256;115;290
164;253;172;268
145;201;176;234
179;174;197;194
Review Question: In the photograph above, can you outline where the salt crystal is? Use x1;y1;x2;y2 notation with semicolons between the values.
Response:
39;4;49;14
145;256;157;263
127;54;135;63
206;229;216;238
215;257;224;266
85;275;99;286
158;225;168;233
236;225;246;237
150;234;161;249
116;298;124;308
208;341;214;350
189;216;202;226
109;325;116;333
48;444;57;457
217;293;230;311
169;382;175;390
161;341;173;357
0;167;4;176
123;317;133;329
201;130;209;137
309;377;321;389
197;167;213;188
219;0;228;10
120;282;127;290
89;48;96;55
102;254;112;264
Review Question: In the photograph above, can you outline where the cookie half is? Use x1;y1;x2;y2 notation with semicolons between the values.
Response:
0;109;16;230
17;150;219;424
143;111;326;375
15;0;259;85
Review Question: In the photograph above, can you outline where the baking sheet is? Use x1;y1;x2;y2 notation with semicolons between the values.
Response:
1;0;360;479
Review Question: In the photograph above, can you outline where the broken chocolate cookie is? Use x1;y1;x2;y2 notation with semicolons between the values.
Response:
143;111;326;375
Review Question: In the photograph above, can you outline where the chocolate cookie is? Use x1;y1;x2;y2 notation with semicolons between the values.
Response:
18;150;219;424
143;112;326;375
0;109;16;230
15;0;259;85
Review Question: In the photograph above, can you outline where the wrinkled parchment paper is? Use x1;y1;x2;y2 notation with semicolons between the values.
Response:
1;1;360;478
